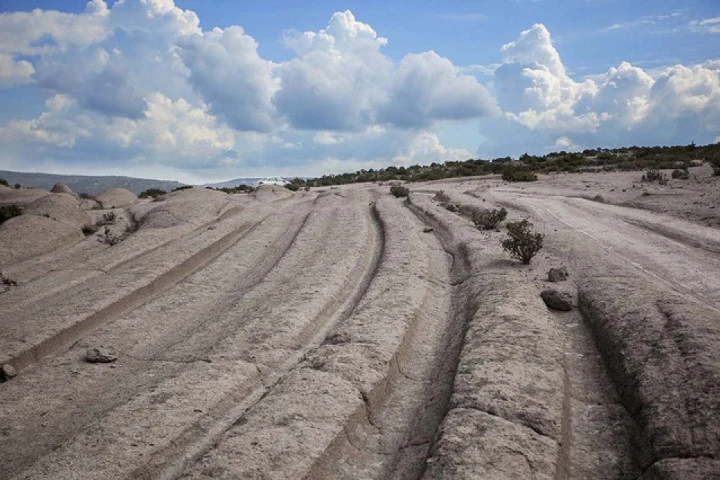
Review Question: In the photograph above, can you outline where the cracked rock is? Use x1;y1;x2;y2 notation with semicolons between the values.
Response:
541;289;573;311
85;347;117;363
547;267;569;282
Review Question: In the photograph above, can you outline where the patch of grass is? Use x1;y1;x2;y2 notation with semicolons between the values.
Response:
472;207;508;230
502;219;544;264
390;183;409;197
0;204;22;225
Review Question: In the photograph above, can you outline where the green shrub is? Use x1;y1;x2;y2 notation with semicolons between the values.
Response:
390;184;409;197
502;219;544;264
139;188;166;199
171;185;193;192
78;192;92;199
0;204;22;225
502;165;538;182
473;207;508;230
285;182;300;191
708;154;720;176
0;178;8;187
671;169;689;180
14;184;21;189
641;169;668;185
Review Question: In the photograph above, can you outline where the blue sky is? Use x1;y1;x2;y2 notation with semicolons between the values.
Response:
0;0;718;183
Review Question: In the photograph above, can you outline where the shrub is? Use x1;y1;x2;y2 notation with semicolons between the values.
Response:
434;190;451;203
285;182;300;191
502;165;538;182
671;169;689;180
390;184;409;197
641;169;668;185
473;207;508;230
171;185;193;192
78;192;92;199
0;178;8;187
502;219;544;264
708;154;720;176
445;202;459;212
139;188;166;199
14;184;20;189
458;204;479;218
0;204;22;225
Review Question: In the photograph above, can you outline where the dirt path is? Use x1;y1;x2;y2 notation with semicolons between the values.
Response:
1;178;718;479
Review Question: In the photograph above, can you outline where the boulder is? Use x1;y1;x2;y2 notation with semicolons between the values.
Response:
50;182;74;194
541;289;573;311
85;347;117;363
547;267;569;282
93;188;137;209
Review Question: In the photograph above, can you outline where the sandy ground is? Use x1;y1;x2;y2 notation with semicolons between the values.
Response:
0;169;719;480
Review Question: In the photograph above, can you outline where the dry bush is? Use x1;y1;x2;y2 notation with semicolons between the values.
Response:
641;169;668;185
472;207;507;230
434;190;450;203
502;219;544;264
390;184;409;197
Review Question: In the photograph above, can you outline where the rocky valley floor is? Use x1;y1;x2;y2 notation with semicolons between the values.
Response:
0;168;719;479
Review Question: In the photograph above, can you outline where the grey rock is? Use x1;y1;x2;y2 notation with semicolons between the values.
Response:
541;289;573;311
85;347;117;363
547;267;569;282
1;364;17;380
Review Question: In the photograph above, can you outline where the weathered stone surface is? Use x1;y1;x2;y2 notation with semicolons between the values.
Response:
50;183;73;194
548;266;569;282
424;408;558;480
1;363;16;380
541;288;573;311
638;458;720;480
85;347;117;363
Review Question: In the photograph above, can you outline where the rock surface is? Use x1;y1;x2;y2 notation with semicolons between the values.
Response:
548;266;569;282
84;347;117;363
541;288;574;311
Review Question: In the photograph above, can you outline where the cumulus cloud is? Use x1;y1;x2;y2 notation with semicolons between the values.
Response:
0;53;34;87
274;10;391;131
381;51;497;128
391;131;474;166
177;26;278;132
491;23;720;149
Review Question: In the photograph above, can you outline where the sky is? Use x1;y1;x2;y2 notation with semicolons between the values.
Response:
0;0;719;183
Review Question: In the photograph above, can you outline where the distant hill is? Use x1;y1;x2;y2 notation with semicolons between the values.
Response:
0;170;186;195
203;178;260;189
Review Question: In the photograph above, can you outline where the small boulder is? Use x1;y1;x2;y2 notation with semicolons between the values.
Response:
50;182;74;194
1;363;17;380
547;267;569;282
85;347;117;363
541;289;573;311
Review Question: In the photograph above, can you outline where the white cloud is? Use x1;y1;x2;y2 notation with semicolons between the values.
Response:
391;131;473;166
381;51;497;127
274;10;391;131
176;26;278;132
689;17;720;34
492;23;720;148
0;53;34;87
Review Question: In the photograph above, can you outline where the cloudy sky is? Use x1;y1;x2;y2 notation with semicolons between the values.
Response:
0;0;719;183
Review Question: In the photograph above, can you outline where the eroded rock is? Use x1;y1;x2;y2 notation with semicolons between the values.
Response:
547;267;569;282
85;347;117;363
541;289;573;311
